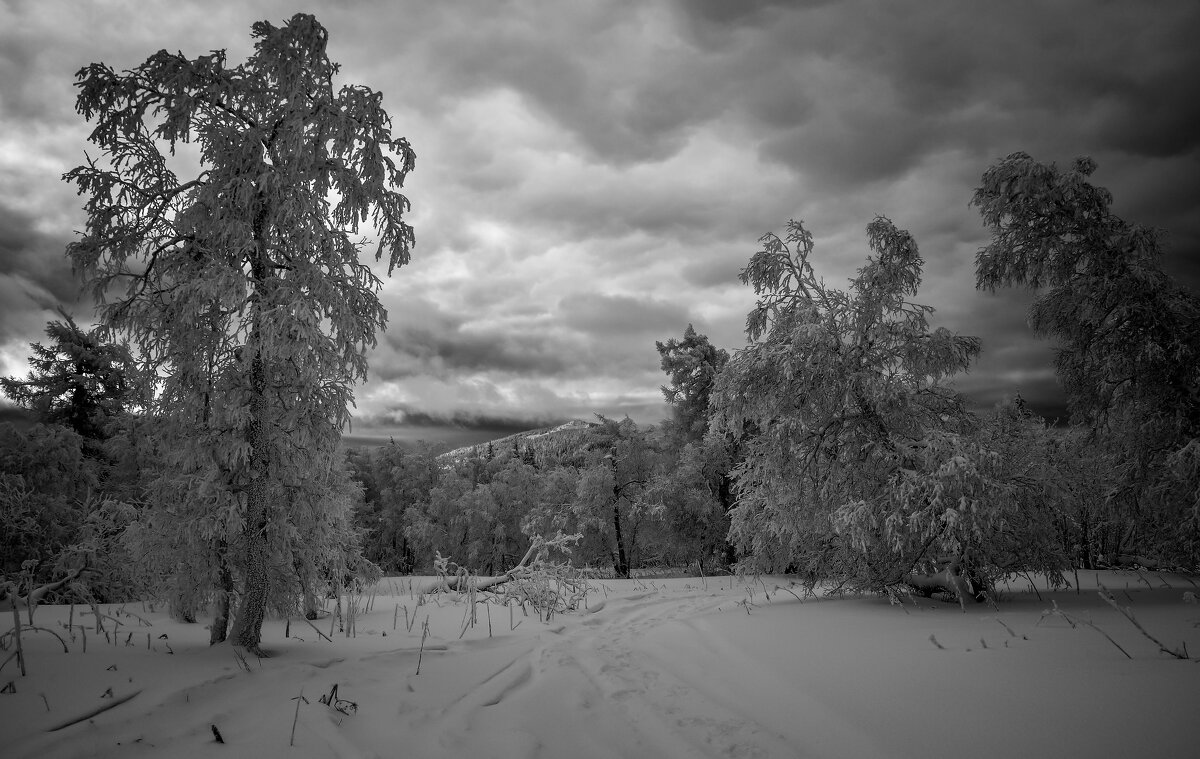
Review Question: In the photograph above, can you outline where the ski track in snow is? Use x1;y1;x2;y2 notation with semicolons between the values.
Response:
402;585;885;759
6;574;1198;759
401;585;790;758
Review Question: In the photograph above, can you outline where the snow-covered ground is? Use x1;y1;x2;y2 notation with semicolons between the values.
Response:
3;571;1196;758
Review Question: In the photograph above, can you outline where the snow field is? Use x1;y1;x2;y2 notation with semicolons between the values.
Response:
2;571;1197;758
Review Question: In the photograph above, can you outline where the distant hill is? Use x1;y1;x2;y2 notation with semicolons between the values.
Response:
437;418;598;465
0;405;37;431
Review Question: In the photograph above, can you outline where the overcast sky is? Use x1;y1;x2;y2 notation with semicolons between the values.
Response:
1;0;1197;446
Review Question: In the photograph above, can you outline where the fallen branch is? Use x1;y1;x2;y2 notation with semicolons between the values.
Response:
301;615;333;643
904;566;972;611
1;625;69;653
420;542;540;595
46;690;142;732
0;563;90;615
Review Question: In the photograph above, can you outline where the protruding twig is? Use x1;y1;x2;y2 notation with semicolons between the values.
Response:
415;616;430;675
1046;602;1131;659
290;688;308;746
45;690;143;732
302;615;333;643
1098;585;1190;660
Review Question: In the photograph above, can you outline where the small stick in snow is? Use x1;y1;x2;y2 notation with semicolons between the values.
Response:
290;688;308;746
5;585;25;676
1047;603;1131;659
775;585;804;603
45;690;143;732
415;616;430;676
117;608;153;627
302;616;332;643
1098;585;1190;660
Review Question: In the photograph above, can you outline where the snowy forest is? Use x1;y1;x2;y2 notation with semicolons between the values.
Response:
1;13;1198;758
2;12;1198;641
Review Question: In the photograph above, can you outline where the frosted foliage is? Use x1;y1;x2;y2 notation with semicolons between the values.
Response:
973;153;1200;567
63;14;413;644
711;218;1060;589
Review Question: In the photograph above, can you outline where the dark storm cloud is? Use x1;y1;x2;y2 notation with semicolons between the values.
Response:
381;325;571;379
375;290;692;387
3;0;1198;436
667;1;1200;189
372;405;566;434
375;297;571;381
560;293;690;339
0;203;77;304
0;202;81;348
396;2;707;167
681;254;746;290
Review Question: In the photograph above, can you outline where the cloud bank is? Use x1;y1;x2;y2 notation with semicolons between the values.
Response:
1;0;1196;442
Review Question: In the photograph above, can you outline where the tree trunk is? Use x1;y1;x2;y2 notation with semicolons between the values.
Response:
1079;506;1094;570
231;378;270;652
230;203;273;654
170;577;197;623
611;496;629;579
209;541;233;645
719;471;738;569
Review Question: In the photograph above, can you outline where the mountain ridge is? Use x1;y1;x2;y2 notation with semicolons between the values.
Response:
436;418;598;463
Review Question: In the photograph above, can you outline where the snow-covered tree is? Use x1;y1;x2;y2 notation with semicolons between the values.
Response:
655;325;737;568
711;218;1022;593
64;14;415;650
1;312;137;443
973;153;1200;567
656;324;729;443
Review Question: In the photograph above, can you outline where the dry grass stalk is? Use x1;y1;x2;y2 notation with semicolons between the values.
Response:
4;582;25;676
45;689;143;732
1097;584;1191;660
1042;600;1131;659
415;616;430;675
302;615;333;643
290;688;308;746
